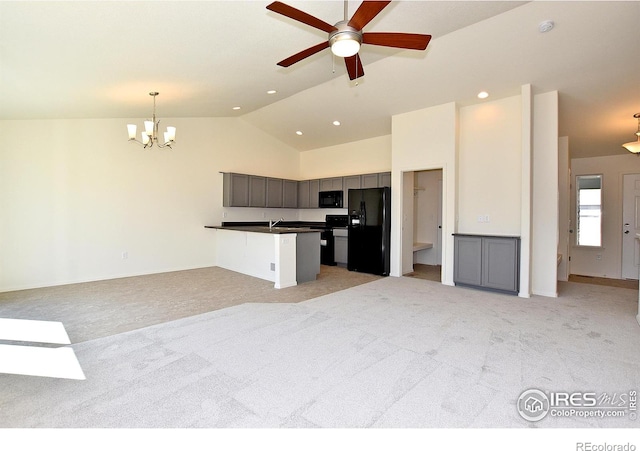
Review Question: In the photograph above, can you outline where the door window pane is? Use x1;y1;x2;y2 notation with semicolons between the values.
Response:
577;175;602;246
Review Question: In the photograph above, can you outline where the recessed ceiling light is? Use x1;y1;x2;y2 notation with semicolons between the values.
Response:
267;90;277;95
333;120;341;126
477;91;489;99
296;131;303;136
232;106;241;110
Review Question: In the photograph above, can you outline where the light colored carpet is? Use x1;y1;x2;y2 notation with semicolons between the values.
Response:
1;276;638;428
0;266;380;343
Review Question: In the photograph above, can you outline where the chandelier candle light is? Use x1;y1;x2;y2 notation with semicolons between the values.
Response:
622;113;640;154
127;92;176;149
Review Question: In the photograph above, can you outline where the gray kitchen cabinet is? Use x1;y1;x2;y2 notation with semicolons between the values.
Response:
283;179;298;208
320;177;343;191
266;178;283;208
361;173;379;189
379;172;391;188
333;228;348;265
297;179;319;208
343;175;361;197
222;172;249;207
309;179;319;208
453;234;520;294
248;175;266;207
297;180;310;209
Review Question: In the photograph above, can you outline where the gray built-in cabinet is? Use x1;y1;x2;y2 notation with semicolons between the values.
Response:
222;171;391;208
453;234;520;295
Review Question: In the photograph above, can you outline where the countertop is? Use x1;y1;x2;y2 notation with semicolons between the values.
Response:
205;225;321;235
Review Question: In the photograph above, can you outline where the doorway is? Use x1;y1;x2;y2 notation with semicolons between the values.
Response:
621;173;640;280
406;169;443;280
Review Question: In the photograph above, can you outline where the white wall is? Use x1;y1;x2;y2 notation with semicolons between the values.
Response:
0;117;300;292
570;153;640;278
298;135;391;180
458;96;522;235
531;91;559;297
391;102;458;283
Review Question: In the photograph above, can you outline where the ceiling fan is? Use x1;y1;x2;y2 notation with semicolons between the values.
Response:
266;0;432;81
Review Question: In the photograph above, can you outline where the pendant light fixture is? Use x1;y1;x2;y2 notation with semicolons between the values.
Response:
622;113;640;154
126;92;176;149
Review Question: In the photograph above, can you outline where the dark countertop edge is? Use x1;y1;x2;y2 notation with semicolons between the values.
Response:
205;225;321;235
221;220;326;228
453;233;521;239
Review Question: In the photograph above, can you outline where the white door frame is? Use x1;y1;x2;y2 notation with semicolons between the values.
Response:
621;173;640;280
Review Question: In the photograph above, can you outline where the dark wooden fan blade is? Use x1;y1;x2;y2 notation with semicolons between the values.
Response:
362;32;431;50
348;1;391;30
344;54;365;81
277;41;329;67
267;1;337;33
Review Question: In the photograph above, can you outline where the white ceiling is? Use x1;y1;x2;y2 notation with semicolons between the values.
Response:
1;1;639;158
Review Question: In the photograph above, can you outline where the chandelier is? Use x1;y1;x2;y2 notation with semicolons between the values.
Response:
622;113;640;154
126;92;176;149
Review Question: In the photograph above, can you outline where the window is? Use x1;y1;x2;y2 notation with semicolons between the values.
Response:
576;175;602;246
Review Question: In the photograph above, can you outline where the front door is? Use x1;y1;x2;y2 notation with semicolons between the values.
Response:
621;173;640;279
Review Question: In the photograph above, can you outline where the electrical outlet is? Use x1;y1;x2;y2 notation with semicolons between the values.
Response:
222;212;227;218
270;263;275;271
484;215;490;223
477;215;484;223
121;251;128;260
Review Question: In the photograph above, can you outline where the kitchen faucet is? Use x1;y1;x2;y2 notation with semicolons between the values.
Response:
269;217;284;229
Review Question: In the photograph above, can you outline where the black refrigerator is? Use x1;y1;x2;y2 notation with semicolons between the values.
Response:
347;187;391;276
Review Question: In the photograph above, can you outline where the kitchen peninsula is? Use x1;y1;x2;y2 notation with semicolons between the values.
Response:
206;225;320;289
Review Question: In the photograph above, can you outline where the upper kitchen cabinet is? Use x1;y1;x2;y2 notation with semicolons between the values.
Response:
297;180;310;209
266;178;283;208
320;177;343;191
249;175;266;207
283;179;298;208
343;175;361;195
361;173;380;189
297;179;319;209
309;179;319;208
379;172;391;188
222;172;250;207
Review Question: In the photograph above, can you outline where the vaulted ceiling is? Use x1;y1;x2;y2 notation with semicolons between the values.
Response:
1;1;639;158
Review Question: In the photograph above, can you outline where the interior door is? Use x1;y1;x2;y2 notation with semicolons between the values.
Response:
621;173;640;279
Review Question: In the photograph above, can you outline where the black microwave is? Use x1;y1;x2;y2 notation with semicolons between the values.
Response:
319;190;343;208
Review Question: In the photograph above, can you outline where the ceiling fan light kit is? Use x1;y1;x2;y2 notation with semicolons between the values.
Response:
622;113;640;154
267;0;431;81
127;92;176;149
329;21;362;57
